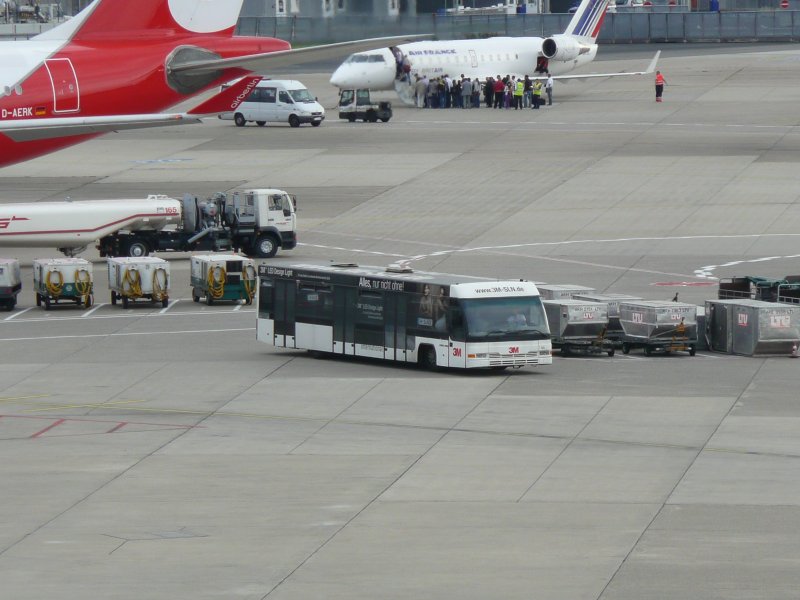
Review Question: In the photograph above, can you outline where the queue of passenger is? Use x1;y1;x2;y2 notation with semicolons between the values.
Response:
412;73;554;109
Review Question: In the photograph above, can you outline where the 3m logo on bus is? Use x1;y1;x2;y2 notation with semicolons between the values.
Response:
738;313;748;326
508;346;520;354
452;347;462;357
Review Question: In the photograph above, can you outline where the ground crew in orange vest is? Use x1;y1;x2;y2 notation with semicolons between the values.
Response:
655;70;667;102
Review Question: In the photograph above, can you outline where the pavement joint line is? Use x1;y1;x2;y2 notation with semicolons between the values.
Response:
158;299;179;314
0;327;254;342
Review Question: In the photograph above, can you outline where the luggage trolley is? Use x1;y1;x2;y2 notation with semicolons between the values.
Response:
619;301;698;356
543;299;616;357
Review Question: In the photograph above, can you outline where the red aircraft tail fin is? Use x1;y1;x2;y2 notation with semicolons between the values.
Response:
187;76;263;115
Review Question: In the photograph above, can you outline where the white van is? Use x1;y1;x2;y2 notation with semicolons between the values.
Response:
220;80;325;128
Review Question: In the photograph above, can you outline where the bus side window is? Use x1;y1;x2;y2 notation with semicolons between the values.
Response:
449;300;465;341
259;281;274;318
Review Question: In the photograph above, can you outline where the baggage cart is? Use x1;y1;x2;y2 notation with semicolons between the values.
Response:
33;257;93;310
108;256;170;308
190;254;257;305
543;299;615;356
705;299;800;356
619;300;697;356
573;292;643;341
537;284;596;301
0;258;21;310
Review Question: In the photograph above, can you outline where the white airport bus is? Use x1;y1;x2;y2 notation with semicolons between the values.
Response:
256;262;553;370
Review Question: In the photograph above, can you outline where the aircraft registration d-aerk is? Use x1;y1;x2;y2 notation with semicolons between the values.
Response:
0;0;422;168
329;0;660;103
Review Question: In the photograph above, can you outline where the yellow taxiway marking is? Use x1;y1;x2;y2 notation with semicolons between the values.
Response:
0;394;51;403
20;399;148;413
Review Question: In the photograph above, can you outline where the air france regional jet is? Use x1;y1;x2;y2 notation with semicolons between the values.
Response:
330;0;659;103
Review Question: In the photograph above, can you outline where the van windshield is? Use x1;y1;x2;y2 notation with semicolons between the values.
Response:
289;89;315;103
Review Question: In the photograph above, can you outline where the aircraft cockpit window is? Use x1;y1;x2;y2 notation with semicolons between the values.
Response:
367;55;386;63
352;55;369;63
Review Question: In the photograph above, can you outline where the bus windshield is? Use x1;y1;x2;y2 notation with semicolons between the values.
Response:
460;296;549;342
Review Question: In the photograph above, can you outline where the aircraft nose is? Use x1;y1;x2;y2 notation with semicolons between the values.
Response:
329;60;396;90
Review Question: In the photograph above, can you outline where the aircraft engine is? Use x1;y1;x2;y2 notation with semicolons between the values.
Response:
541;35;589;62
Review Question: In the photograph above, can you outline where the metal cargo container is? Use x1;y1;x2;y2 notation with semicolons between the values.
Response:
190;254;256;305
0;257;21;310
573;292;643;338
33;257;93;310
108;256;170;308
705;299;800;356
537;284;596;301
619;300;697;356
543;299;614;356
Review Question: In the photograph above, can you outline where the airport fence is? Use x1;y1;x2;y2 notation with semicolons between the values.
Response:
236;10;800;43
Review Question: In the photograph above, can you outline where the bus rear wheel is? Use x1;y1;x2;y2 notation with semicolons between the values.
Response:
420;346;438;371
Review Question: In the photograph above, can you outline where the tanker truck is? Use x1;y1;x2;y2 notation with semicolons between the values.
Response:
0;189;297;258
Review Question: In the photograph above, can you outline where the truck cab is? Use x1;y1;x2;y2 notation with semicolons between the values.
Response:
225;189;297;258
338;89;392;123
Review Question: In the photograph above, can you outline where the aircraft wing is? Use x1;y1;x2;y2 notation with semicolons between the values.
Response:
169;35;430;75
545;51;661;82
0;75;262;142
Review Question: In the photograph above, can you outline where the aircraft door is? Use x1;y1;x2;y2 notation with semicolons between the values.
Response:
44;58;80;113
448;299;467;368
468;50;478;69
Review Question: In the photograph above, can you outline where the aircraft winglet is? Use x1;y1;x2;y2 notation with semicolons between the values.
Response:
187;75;263;116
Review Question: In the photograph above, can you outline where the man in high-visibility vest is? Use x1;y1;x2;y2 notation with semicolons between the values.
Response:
532;80;543;109
655;70;667;102
514;78;524;110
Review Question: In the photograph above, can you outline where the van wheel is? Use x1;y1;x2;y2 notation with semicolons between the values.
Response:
347;115;356;122
254;234;278;258
256;121;266;127
234;113;246;127
288;115;300;128
311;121;321;127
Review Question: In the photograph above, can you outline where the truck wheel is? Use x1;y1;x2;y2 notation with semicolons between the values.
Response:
234;113;246;127
347;115;356;123
255;235;278;258
288;115;300;128
193;293;199;303
256;121;266;127
123;238;150;257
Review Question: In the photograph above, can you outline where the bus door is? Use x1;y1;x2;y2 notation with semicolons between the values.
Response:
394;295;408;362
273;279;296;347
333;286;357;355
448;299;467;368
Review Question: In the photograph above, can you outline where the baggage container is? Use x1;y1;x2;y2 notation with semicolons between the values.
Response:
0;257;21;310
108;256;170;308
33;257;93;310
705;299;800;356
537;284;596;301
544;299;615;356
190;254;257;305
573;292;643;339
619;300;697;356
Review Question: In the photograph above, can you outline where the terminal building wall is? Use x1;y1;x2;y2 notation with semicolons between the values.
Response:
236;10;800;43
